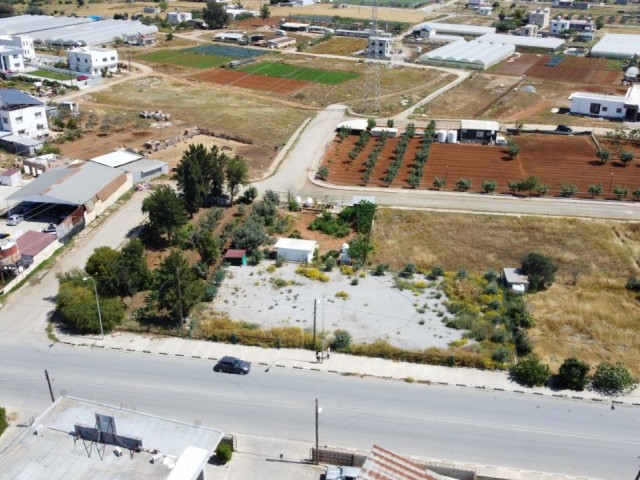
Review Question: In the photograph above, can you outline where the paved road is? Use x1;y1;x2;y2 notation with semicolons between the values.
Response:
0;343;638;479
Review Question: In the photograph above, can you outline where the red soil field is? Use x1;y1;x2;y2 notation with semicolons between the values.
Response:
189;69;312;94
321;133;640;199
493;54;622;85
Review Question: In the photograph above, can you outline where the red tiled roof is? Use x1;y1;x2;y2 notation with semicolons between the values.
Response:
16;231;57;257
1;168;19;176
358;445;441;480
224;249;246;259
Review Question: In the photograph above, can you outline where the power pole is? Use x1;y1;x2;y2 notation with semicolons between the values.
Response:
360;0;381;116
44;370;55;403
315;398;319;465
313;299;317;346
176;267;184;326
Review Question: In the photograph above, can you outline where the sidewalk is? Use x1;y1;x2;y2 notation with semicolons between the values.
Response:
56;330;640;406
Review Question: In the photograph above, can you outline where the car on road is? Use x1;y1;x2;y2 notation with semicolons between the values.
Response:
213;356;251;375
555;124;573;133
7;214;24;226
325;466;361;480
42;223;57;235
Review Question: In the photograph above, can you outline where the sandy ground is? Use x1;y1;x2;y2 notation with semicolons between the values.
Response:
213;263;461;350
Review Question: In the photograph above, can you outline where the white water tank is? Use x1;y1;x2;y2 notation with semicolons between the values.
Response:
436;130;447;143
341;243;349;254
447;130;458;143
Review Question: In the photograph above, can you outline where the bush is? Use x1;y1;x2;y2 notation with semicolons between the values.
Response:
335;290;349;300
557;358;590;391
295;266;330;282
492;347;511;363
521;252;557;291
427;265;444;280
591;362;636;395
625;275;640;292
275;255;285;268
323;257;337;272
510;357;550;387
372;263;389;276
0;407;7;437
514;331;533;355
332;328;352;350
399;262;417;278
309;211;350;237
216;443;233;464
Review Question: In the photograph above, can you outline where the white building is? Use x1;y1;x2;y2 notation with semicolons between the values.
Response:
569;85;640;121
550;17;595;35
68;46;118;76
515;24;539;37
550;18;570;35
274;238;318;263
367;36;393;59
591;33;640;58
0;34;34;60
478;6;493;15
167;10;192;24
528;8;550;29
0;89;48;138
0;46;24;73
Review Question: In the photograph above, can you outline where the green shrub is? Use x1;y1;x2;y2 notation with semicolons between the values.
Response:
557;358;590;391
510;357;550;387
492;347;511;363
295;266;330;282
323;257;337;272
372;263;389;276
591;362;636;395
484;269;498;282
0;407;7;437
332;329;352;351
350;278;359;286
275;255;285;268
514;330;534;355
309;210;350;237
216;443;233;464
399;262;417;278
427;265;444;280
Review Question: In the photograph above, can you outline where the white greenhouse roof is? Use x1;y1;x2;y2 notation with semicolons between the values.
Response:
90;150;143;168
477;34;565;50
591;34;640;59
337;119;369;131
274;238;318;251
419;22;495;36
461;120;500;131
420;40;514;69
30;19;158;46
0;15;91;36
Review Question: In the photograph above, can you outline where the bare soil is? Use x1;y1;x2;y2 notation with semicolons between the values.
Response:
188;69;312;94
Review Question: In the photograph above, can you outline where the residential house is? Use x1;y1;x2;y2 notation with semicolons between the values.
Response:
0;46;24;73
367;36;393;59
0;89;48;139
528;8;550;29
0;34;35;60
569;85;640;121
68;46;118;76
167;10;192;24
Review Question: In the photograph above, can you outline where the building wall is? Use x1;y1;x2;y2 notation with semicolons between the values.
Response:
0;35;34;60
276;247;314;263
83;175;133;225
570;95;627;119
367;37;393;59
550;19;570;34
0;49;24;72
528;9;550;28
0;104;48;137
68;48;118;76
167;11;192;23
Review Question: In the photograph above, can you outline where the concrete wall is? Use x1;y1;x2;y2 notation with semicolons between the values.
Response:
83;176;133;225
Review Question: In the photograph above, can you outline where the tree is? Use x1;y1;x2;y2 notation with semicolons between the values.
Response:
508;141;520;159
57;270;124;334
174;144;209;216
225;156;250;205
433;177;445;190
142;185;188;244
560;183;578;198
316;165;329;180
613;185;629;200
536;183;550;196
482;179;498;193
232;214;268;252
113;239;151;297
386;118;394;128
521;252;557;291
259;3;270;19
195;230;220;265
210;145;229;199
366;118;376;131
557;358;590;391
510;357;550;387
203;1;230;29
596;149;610;164
587;183;602;198
77;0;85;6
347;236;373;264
591;362;636;395
619;150;634;165
85;247;121;297
332;329;352;351
456;178;472;192
150;250;205;324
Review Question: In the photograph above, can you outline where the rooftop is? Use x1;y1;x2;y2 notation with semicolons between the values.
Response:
224;249;247;259
359;445;446;480
477;33;565;50
90;150;143;168
419;22;496;35
0;396;224;480
0;15;91;36
591;33;640;58
274;238;318;250
502;268;529;285
16;230;57;257
0;89;43;107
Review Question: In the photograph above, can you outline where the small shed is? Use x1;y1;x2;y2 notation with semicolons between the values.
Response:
267;37;296;49
460;119;500;143
501;268;529;293
625;66;639;82
224;249;247;266
16;230;60;267
1;168;22;186
274;238;317;263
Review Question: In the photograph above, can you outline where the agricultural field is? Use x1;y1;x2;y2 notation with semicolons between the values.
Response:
136;49;231;69
321;132;640;198
189;69;312;94
371;209;640;377
305;37;368;56
238;62;359;85
336;0;428;7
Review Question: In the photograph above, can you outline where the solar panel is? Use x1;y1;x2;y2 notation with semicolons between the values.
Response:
0;89;42;106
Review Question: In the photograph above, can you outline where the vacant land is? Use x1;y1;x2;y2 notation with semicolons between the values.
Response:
305;37;367;56
239;62;360;85
189;69;312;94
371;209;640;376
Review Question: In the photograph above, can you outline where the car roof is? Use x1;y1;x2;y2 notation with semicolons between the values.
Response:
220;356;238;362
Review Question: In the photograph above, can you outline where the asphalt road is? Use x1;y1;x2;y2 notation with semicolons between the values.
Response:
0;343;638;479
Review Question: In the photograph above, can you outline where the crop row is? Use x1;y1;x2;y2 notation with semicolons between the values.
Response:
383;123;415;185
408;121;436;189
362;132;389;185
191;44;267;59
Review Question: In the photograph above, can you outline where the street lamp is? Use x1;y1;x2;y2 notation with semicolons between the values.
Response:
83;276;104;340
608;172;614;194
445;165;449;188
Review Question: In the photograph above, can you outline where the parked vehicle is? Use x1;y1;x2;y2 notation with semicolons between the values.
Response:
7;214;24;226
213;356;251;375
42;223;57;235
325;466;361;480
555;124;573;133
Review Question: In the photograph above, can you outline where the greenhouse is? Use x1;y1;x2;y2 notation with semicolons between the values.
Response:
477;34;565;51
30;20;158;47
591;34;640;59
0;15;91;36
418;40;514;70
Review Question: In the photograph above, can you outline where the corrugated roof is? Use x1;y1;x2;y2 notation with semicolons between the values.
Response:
274;238;317;251
0;15;91;36
420;40;514;68
117;158;168;174
421;22;496;35
0;89;43;107
90;150;142;168
461;119;500;131
16;230;57;257
224;249;246;259
591;33;640;59
502;268;529;284
7;161;126;206
477;33;564;50
1;168;20;176
30;19;158;46
358;445;447;480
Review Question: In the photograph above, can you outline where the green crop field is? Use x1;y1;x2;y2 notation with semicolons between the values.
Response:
137;49;231;68
239;62;359;85
30;69;71;81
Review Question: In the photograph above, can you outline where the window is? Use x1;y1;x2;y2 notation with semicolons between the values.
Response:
602;106;608;112
476;131;484;138
17;129;25;135
37;124;44;130
15;116;22;123
2;117;7;124
110;56;115;61
617;108;623;113
589;103;601;114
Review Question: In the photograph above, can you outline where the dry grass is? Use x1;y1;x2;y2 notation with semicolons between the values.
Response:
371;209;640;376
305;37;368;56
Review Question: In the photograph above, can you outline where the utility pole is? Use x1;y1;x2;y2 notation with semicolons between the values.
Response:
176;267;184;326
44;370;55;403
315;398;319;465
313;299;317;346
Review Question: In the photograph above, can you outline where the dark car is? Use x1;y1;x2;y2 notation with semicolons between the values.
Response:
42;223;57;235
555;124;573;133
213;356;251;375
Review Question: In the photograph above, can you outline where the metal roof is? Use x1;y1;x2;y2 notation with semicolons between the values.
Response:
30;19;158;46
591;33;640;59
477;33;565;50
274;238;317;251
358;445;448;480
117;158;168;174
224;249;247;259
0;15;92;36
502;268;529;285
0;89;43;107
16;230;57;257
461;119;500;131
420;22;496;35
7;161;126;206
420;40;514;69
90;150;143;168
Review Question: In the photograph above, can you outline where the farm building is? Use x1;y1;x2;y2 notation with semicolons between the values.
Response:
502;268;529;293
22;153;70;177
89;149;168;183
0;133;42;155
16;230;60;267
569;85;640;121
267;37;296;49
214;32;245;43
460;120;500;143
224;249;247;266
274;238;317;263
414;22;495;37
418;40;515;70
167;10;192;24
476;34;565;51
591;34;640;58
336;119;369;132
280;22;309;32
1;168;22;186
335;29;372;39
0;15;91;37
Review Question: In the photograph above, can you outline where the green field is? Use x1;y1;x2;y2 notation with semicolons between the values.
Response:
239;62;359;85
336;0;426;7
137;49;231;68
30;69;71;81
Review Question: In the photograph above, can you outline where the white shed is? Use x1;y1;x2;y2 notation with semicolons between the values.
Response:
0;168;22;186
274;238;318;263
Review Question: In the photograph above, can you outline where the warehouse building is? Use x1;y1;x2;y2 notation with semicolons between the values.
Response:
90;149;168;184
419;40;515;70
591;33;640;58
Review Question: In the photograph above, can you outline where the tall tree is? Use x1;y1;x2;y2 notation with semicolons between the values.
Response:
259;3;270;19
142;185;188;244
174;144;209;216
210;145;228;198
114;239;151;297
85;246;121;297
195;230;219;265
149;250;205;324
203;1;230;29
225;155;250;205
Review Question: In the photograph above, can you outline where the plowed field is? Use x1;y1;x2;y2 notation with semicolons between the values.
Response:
188;69;312;94
322;133;640;199
493;54;621;85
